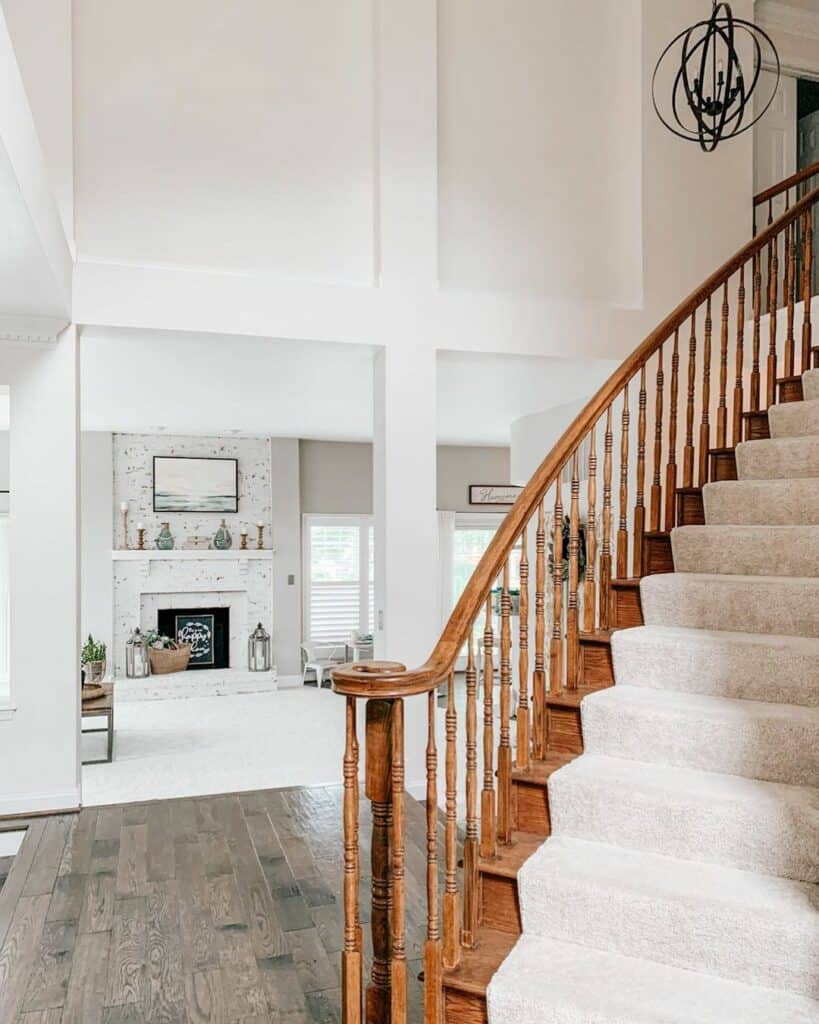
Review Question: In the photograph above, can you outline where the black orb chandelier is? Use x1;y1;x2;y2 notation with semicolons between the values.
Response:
652;1;780;153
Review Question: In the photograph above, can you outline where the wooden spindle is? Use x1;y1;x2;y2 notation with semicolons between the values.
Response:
497;562;512;845
583;426;598;634
516;528;530;770
751;251;762;411
784;220;796;378
617;385;630;579
532;502;546;759
424;691;443;1022
650;347;664;533
365;701;392;1024
767;234;779;410
550;477;564;692
732;263;746;446
566;453;580;690
390;700;406;1024
683;313;697;488
633;365;647;577
342;697;362;1024
442;678;459;973
599;406;614;628
698;296;712;488
802;210;814;373
480;595;496;859
717;282;729;449
461;637;479;949
664;330;680;532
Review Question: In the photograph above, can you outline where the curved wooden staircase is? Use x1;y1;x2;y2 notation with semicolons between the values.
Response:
332;164;819;1023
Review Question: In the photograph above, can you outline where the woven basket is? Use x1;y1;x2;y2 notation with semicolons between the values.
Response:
149;642;192;675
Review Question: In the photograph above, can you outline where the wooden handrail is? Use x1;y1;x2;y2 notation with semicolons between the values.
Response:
754;158;819;207
332;182;819;701
331;180;818;700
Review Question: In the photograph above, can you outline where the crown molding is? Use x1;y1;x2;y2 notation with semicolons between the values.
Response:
756;1;819;41
0;314;70;343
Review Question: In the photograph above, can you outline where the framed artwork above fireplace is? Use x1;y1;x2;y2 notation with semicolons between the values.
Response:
153;456;239;513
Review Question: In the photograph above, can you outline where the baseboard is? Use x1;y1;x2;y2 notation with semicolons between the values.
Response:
0;786;81;820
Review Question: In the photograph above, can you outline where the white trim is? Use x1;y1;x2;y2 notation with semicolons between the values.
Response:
112;549;274;561
0;703;16;721
0;786;80;818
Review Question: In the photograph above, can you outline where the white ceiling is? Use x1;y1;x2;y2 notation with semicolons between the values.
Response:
79;327;617;446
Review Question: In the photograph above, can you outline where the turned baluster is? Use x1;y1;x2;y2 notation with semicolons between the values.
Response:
751;251;762;411
698;296;712;488
767;233;779;409
365;701;392;1024
633;366;647;577
717;282;729;449
566;453;581;690
442;677;459;973
516;529;530;771
480;595;496;859
599;406;614;628
342;697;362;1024
683;313;697;488
532;502;546;759
784;220;796;378
732;263;746;446
650;347;664;533
424;692;442;1022
617;385;630;579
583;425;598;634
461;637;479;949
497;562;513;844
390;700;406;1024
550;478;564;692
664;331;679;532
802;210;814;373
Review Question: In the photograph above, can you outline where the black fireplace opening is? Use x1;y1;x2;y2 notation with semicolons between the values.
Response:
157;606;230;670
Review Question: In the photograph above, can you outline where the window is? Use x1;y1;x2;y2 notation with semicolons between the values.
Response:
303;515;374;645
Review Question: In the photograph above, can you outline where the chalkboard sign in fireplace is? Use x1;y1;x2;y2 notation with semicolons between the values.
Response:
157;607;230;670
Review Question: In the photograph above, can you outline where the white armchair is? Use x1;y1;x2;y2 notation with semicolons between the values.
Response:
300;642;346;688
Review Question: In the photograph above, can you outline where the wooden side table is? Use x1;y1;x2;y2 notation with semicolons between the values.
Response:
81;682;114;764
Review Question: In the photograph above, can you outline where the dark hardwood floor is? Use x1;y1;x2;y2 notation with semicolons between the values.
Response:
0;785;431;1023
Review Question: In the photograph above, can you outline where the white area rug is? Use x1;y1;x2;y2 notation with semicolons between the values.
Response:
487;362;819;1022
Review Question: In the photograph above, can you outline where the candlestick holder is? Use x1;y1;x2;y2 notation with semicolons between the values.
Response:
137;527;146;551
121;508;129;550
240;532;248;551
256;524;265;550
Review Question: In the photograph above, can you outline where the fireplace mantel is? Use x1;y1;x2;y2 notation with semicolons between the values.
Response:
112;549;274;561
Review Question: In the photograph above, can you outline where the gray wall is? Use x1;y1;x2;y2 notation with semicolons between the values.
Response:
436;445;511;512
270;439;302;678
0;432;8;490
299;440;373;514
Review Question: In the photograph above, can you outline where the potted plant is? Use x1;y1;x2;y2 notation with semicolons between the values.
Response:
81;634;107;684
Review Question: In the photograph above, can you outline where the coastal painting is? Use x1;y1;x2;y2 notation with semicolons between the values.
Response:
153;456;239;513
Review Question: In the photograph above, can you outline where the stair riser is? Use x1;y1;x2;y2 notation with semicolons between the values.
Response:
703;478;819;525
671;526;819;577
518;866;818;998
611;629;819;707
736;438;819;480
549;771;819;883
805;368;819;400
641;575;819;639
768;399;819;439
581;696;819;787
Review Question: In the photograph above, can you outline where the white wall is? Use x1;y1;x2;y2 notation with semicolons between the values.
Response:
270;439;301;679
81;432;113;653
0;331;80;816
0;429;7;489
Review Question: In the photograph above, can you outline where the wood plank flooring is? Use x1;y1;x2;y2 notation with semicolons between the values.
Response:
0;786;432;1023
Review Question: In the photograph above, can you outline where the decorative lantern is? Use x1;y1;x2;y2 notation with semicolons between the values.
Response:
125;627;151;678
248;622;271;672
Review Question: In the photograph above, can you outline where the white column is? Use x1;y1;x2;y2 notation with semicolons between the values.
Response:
0;326;80;815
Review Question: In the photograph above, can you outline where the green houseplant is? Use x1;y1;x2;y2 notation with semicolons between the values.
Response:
81;634;107;683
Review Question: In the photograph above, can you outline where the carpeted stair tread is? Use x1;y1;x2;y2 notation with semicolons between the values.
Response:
611;625;819;706
735;435;819;479
769;397;819;439
516;836;819;997
488;933;819;1023
640;571;819;638
548;753;819;882
703;477;819;524
804;367;819;401
671;524;819;576
580;685;819;786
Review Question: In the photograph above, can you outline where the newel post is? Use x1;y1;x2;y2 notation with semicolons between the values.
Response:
365;699;394;1024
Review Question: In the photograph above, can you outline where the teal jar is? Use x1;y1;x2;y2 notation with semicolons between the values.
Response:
213;519;232;550
156;522;174;550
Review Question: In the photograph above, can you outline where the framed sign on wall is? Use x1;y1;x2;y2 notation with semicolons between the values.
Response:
468;484;523;507
153;456;239;513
